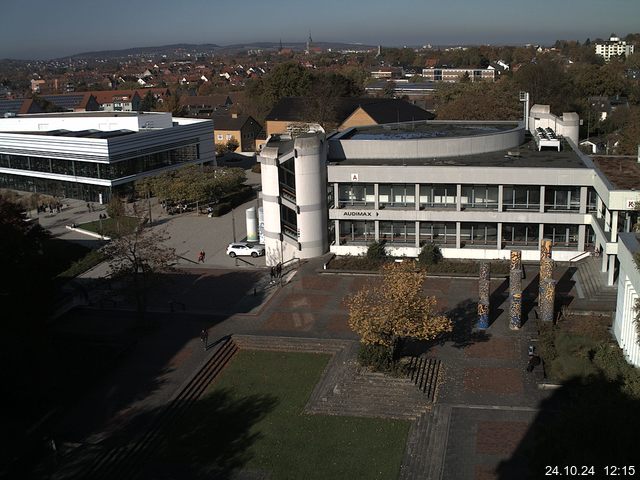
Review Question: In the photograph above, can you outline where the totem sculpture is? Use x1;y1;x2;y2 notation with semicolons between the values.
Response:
540;238;552;261
477;262;491;329
510;250;522;271
509;265;523;330
538;240;556;322
539;279;556;322
510;293;522;329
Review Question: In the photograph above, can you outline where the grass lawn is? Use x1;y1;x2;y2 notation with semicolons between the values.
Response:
78;216;139;236
162;351;410;479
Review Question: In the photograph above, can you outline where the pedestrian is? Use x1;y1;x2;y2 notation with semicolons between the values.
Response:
200;250;206;263
276;263;282;278
200;328;208;350
197;250;205;263
270;267;275;281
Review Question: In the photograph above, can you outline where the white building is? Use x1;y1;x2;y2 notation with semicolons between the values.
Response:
0;111;214;203
422;67;495;82
259;105;640;289
614;233;640;367
595;34;635;61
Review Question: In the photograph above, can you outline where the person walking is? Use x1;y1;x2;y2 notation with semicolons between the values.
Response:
270;267;275;282
276;263;282;278
200;329;208;350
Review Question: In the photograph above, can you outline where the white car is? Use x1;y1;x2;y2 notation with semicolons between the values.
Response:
226;242;265;258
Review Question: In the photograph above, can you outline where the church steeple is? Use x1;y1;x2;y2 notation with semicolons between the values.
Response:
306;32;312;54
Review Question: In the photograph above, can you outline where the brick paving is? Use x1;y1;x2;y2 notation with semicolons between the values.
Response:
49;253;559;480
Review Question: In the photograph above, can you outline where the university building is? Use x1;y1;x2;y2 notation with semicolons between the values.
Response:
259;105;640;289
0;111;214;202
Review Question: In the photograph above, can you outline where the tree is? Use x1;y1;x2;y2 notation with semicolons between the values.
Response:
418;243;443;266
160;89;186;116
226;136;239;152
346;262;452;356
139;91;158;111
102;216;176;318
382;81;396;98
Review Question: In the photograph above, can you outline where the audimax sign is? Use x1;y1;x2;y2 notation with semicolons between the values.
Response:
343;211;379;217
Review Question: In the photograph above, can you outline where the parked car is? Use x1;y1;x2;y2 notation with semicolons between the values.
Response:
226;242;265;258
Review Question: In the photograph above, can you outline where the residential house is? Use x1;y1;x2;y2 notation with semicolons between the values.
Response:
595;34;635;61
213;112;262;152
180;95;233;117
265;97;435;136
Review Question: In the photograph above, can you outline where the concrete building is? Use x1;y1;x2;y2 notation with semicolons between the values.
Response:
0;111;214;203
422;67;495;82
614;233;640;367
258;105;640;290
595;34;635;62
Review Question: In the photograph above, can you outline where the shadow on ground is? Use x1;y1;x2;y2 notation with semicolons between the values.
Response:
496;376;640;479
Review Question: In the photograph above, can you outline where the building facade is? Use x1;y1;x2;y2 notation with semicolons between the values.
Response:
259;106;640;290
595;34;635;61
614;233;640;367
422;67;495;82
0;112;215;203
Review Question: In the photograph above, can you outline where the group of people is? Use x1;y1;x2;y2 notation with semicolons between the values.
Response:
38;202;63;214
269;263;283;282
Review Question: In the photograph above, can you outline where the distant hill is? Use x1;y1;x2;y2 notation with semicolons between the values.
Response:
59;41;377;60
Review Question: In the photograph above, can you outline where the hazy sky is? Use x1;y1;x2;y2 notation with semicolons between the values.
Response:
0;0;638;59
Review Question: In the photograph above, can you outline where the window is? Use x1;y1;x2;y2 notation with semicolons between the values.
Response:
379;221;416;244
503;185;541;210
226;134;232;140
543;224;579;247
460;185;498;210
378;184;415;208
419;222;456;245
502;223;539;247
339;220;374;243
545;187;581;211
419;184;456;209
460;223;497;246
338;183;374;207
217;134;223;140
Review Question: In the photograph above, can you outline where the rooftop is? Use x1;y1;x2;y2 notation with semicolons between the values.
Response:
329;137;588;169
593;156;640;190
341;121;518;140
3;129;136;139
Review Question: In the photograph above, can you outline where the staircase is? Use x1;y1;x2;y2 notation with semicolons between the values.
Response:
56;337;238;480
399;404;452;480
574;256;617;309
403;356;442;403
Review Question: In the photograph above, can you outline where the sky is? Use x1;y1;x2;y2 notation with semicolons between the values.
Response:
0;0;638;59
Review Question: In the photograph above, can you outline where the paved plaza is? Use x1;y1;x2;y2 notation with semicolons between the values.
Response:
35;171;603;479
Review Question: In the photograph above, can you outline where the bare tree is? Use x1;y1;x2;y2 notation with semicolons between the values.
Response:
102;213;176;319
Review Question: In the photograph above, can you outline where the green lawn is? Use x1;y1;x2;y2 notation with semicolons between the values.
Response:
163;351;410;479
78;216;139;236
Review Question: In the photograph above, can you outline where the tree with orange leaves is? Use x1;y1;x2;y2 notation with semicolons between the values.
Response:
347;261;452;355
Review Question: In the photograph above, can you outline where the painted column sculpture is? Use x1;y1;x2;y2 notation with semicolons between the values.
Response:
477;262;491;329
509;266;523;330
540;279;556;322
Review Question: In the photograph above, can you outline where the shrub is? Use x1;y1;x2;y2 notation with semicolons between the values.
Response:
210;202;232;217
418;243;442;266
106;196;125;219
366;240;387;261
357;343;395;372
57;249;106;281
251;163;261;173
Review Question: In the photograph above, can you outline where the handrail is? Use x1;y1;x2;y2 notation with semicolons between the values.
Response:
569;251;592;263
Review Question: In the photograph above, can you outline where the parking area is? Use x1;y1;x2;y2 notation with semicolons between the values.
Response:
158;198;266;269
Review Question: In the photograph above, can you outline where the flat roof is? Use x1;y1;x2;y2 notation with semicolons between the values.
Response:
340;122;518;140
4;129;137;139
329;138;588;169
593;156;640;190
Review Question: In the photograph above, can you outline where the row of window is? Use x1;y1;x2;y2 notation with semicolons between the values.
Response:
0;144;199;180
338;220;581;247
0;172;112;203
336;183;595;211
